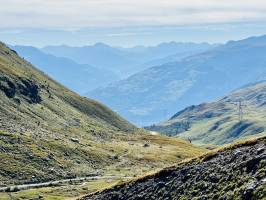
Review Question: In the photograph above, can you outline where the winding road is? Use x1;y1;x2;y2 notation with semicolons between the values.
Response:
0;175;132;192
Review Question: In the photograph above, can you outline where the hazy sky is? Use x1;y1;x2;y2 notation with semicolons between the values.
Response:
1;0;266;46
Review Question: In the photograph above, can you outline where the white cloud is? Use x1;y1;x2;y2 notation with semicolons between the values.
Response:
1;0;266;29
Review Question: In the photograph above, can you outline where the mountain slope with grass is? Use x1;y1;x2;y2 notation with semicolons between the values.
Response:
0;42;206;188
87;35;266;126
146;81;266;145
82;136;266;200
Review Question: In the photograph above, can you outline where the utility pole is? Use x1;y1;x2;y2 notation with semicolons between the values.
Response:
238;100;244;122
228;99;246;122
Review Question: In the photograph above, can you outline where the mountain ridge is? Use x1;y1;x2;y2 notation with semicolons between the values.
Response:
146;80;266;145
42;42;216;77
87;34;266;126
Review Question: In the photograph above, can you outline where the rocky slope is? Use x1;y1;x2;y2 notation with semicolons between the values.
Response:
87;35;266;126
0;42;206;186
82;136;266;200
146;80;266;145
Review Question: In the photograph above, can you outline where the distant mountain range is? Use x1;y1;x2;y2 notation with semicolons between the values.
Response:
146;80;266;145
42;42;216;77
87;35;266;126
11;45;119;94
12;42;215;95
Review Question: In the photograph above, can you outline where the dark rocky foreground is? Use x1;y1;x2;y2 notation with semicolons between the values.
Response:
82;137;266;200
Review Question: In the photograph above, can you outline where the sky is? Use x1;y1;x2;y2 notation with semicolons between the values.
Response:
1;0;266;47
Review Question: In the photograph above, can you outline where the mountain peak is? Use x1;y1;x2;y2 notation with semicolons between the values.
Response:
93;42;111;48
226;34;266;47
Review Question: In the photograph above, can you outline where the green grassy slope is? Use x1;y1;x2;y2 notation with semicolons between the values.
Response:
146;81;266;145
0;42;207;188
